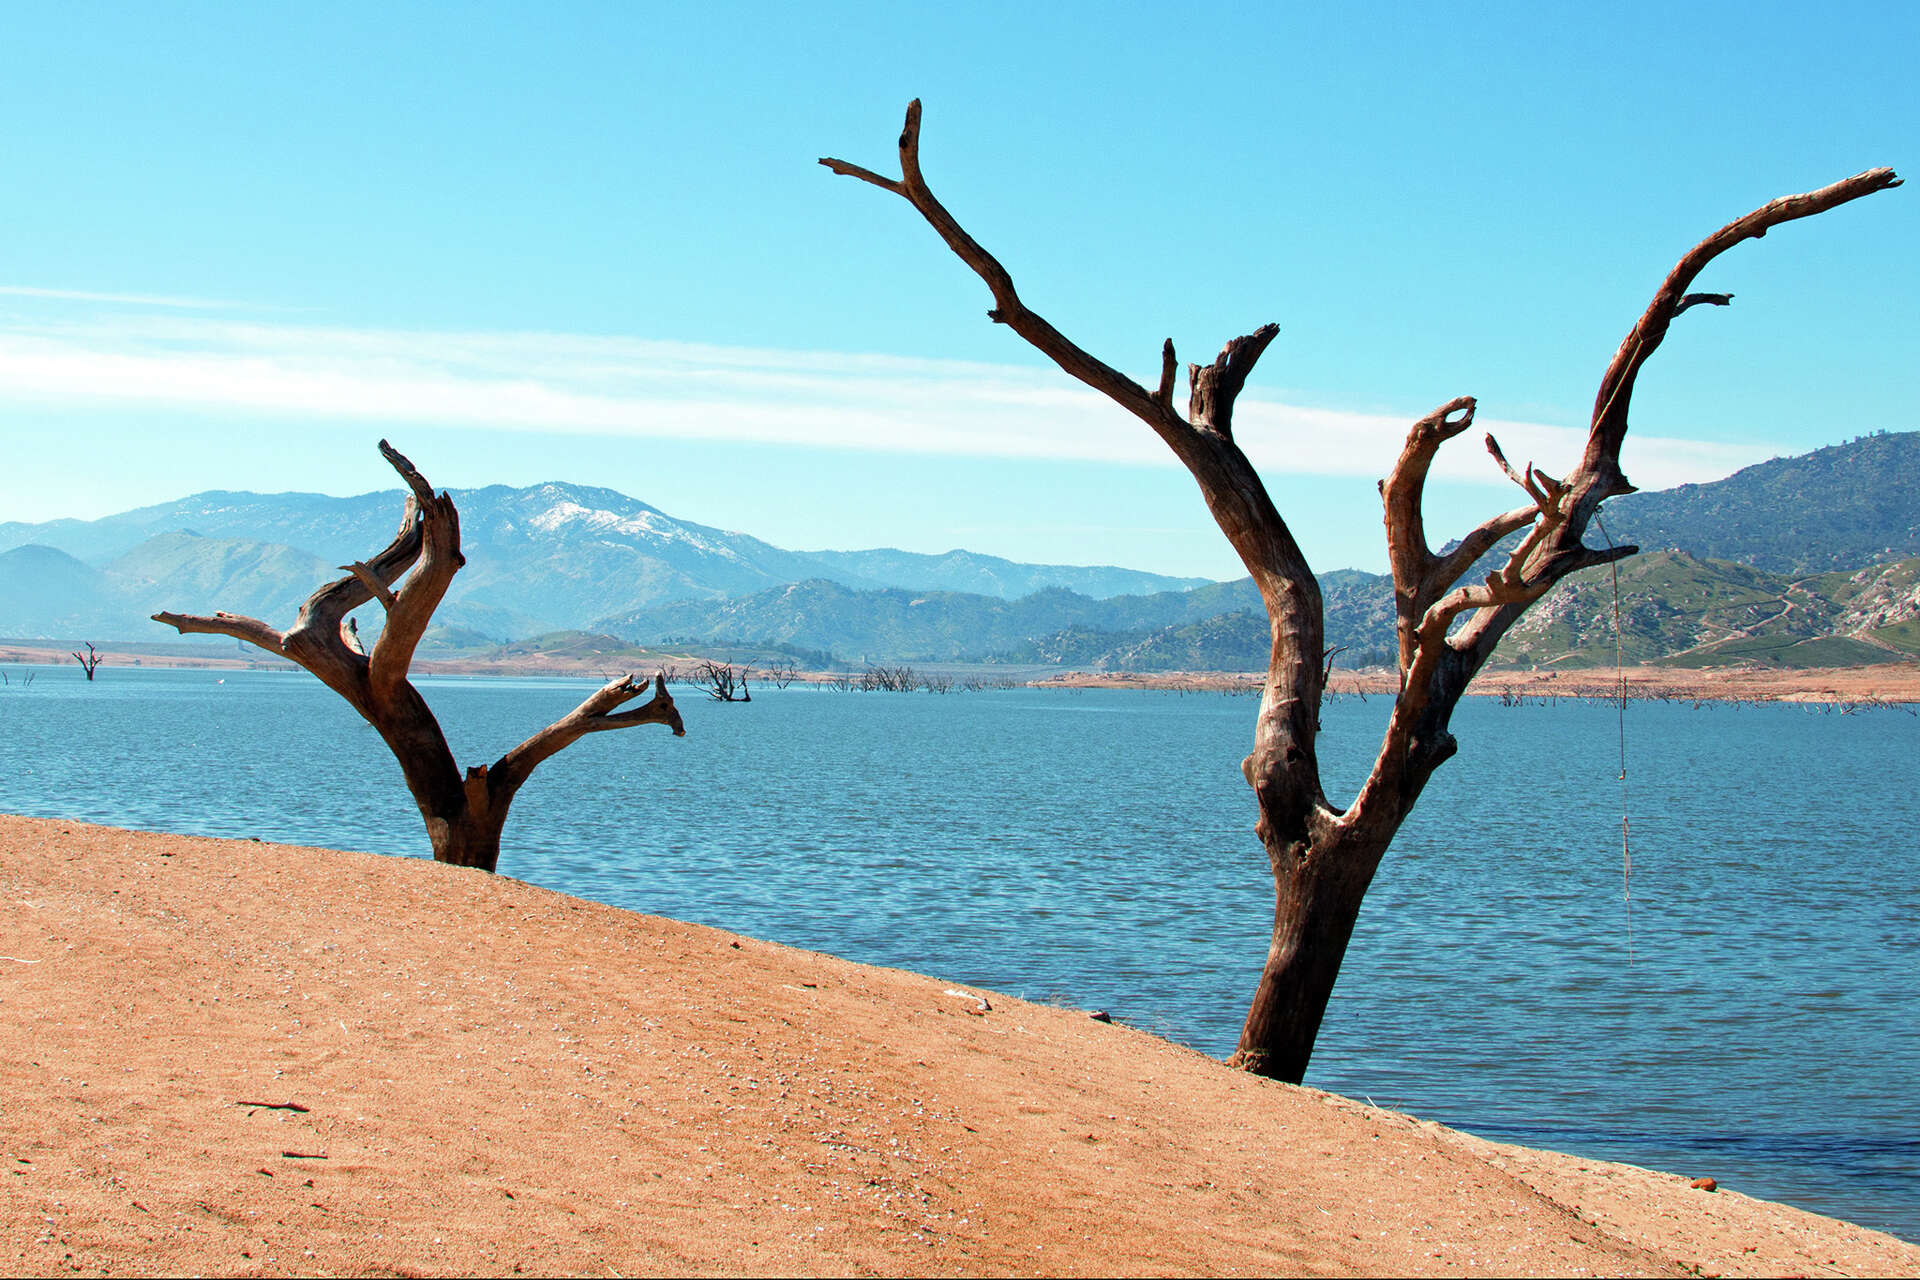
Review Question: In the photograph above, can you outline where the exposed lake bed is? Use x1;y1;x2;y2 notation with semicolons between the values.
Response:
6;813;1917;1276
4;663;1916;1248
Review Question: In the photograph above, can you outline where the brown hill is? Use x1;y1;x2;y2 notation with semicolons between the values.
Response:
2;815;1913;1276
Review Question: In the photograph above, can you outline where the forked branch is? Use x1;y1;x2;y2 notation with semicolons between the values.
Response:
1382;396;1540;672
825;99;1329;825
1580;167;1900;504
1188;325;1280;438
1445;167;1899;670
151;443;686;871
822;100;1182;443
491;674;684;797
821;98;1313;596
368;441;463;707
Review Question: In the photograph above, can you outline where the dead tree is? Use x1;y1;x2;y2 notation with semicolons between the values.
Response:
153;441;684;872
692;658;752;702
860;664;918;692
824;101;1898;1082
71;643;103;680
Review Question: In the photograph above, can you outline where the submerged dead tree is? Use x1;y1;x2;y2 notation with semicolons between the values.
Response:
153;441;684;872
824;101;1898;1082
692;658;752;702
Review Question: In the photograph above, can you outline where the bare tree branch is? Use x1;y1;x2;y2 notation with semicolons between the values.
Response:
1188;326;1280;439
1382;395;1480;671
490;674;683;798
1452;170;1898;672
822;100;1172;439
339;561;398;610
825;99;1330;846
152;443;682;871
1578;167;1900;510
815;157;903;196
1154;339;1177;413
283;495;422;678
152;610;287;654
1422;506;1538;606
1673;291;1733;316
368;440;463;709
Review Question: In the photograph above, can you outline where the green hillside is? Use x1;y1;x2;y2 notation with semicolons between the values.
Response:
1602;430;1920;572
1495;550;1920;669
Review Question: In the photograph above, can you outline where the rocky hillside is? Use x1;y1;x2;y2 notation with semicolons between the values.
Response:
606;571;1399;671
1600;430;1920;573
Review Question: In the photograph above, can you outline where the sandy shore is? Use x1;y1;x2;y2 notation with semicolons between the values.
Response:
3;815;1915;1277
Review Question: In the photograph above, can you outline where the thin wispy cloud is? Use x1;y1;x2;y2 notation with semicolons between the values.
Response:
0;284;267;310
0;309;1774;490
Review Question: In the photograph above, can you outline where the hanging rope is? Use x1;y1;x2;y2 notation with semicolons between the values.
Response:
1595;512;1632;964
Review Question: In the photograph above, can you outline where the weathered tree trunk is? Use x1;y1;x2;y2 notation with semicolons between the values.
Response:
1229;828;1391;1083
424;804;511;871
825;100;1897;1081
154;441;684;872
379;727;510;870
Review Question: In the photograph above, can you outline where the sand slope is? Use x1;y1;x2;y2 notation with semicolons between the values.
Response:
2;815;1913;1277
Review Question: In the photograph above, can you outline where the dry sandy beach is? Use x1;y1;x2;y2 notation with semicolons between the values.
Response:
3;814;1916;1277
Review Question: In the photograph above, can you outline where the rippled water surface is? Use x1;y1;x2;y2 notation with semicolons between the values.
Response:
4;664;1916;1241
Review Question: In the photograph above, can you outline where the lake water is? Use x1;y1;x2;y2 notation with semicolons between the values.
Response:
3;663;1916;1242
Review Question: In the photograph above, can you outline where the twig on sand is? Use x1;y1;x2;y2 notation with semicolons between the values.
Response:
236;1100;310;1112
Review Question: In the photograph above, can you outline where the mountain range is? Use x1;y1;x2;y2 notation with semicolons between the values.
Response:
0;484;1205;643
4;431;1918;671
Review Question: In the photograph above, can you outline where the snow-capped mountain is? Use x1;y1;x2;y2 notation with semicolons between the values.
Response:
0;481;1208;641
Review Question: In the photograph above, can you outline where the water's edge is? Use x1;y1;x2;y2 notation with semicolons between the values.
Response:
4;665;1915;1241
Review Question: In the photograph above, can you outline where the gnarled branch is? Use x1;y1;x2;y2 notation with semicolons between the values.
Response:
368;441;463;709
1452;168;1900;674
1189;325;1280;438
283;492;423;679
1579;167;1900;509
152;609;287;654
491;674;684;799
1423;506;1538;608
340;561;399;610
826;99;1330;841
1382;395;1480;670
823;100;1174;441
150;442;685;871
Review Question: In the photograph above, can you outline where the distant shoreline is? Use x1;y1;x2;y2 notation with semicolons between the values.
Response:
5;639;1918;705
1037;663;1920;705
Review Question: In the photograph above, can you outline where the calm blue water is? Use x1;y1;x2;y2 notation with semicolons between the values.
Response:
3;663;1916;1241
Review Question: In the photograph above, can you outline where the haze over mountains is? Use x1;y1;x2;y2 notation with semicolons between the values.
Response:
0;481;1207;645
4;431;1918;670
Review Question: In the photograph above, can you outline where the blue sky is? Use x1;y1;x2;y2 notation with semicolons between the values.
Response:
1;1;1912;578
